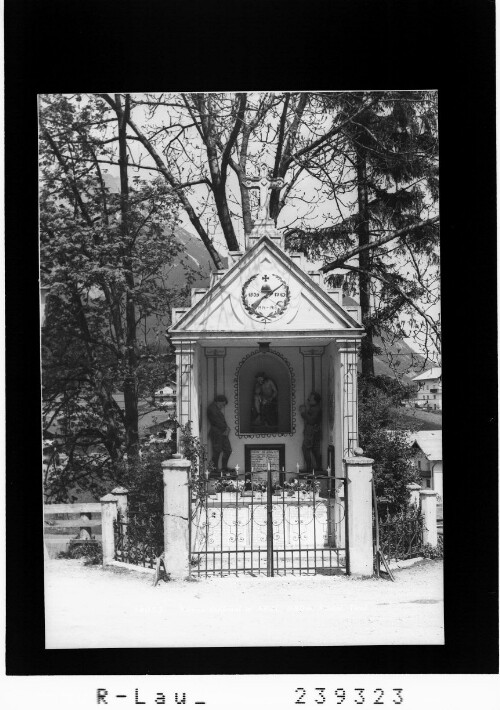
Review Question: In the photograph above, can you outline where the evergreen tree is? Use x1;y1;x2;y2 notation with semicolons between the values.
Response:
286;91;440;375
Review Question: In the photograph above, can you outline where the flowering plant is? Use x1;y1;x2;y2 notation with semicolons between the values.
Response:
214;478;245;494
244;480;267;493
282;478;320;496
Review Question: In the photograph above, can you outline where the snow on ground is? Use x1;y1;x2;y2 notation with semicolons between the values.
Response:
44;558;444;648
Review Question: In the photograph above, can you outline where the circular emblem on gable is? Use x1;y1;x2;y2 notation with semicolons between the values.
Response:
241;273;290;323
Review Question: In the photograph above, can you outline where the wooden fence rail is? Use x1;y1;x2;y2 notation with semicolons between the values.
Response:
44;502;103;558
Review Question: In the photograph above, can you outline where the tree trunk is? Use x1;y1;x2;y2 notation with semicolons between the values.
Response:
356;145;375;377
238;129;254;237
199;94;241;252
117;95;140;459
213;183;240;251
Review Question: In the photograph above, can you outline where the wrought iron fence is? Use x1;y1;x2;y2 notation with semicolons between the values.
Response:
113;495;163;569
189;469;348;577
375;505;424;562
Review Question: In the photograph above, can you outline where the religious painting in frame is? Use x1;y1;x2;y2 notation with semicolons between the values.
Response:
234;348;296;437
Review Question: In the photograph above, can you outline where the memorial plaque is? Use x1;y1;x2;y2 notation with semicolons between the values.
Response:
245;444;285;484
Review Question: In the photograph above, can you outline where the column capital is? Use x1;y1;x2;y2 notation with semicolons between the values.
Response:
336;337;363;354
100;493;118;504
344;456;374;466
420;488;437;497
162;456;191;470
299;346;325;357
172;339;197;346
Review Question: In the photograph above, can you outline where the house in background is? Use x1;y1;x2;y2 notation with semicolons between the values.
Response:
154;382;176;410
412;430;443;499
412;367;442;410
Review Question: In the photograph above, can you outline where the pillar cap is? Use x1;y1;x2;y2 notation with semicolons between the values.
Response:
420;488;437;497
162;457;191;469
407;483;421;491
343;457;374;465
100;493;118;503
111;486;129;495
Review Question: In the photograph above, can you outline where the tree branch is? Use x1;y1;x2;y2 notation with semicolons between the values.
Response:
319;216;439;272
220;93;247;181
339;263;441;341
96;93;223;269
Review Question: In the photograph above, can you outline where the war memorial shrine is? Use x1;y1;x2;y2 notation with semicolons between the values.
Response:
103;169;437;581
160;169;376;580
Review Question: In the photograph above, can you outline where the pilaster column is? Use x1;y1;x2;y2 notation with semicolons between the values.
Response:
205;347;227;403
299;347;324;403
420;489;438;547
173;339;200;446
337;338;362;458
407;482;421;508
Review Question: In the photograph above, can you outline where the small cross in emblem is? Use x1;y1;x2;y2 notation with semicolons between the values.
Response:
262;274;270;282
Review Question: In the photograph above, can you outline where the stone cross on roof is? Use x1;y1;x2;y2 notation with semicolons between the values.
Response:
242;163;286;221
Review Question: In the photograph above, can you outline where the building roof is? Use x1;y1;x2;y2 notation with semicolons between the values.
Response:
138;409;174;435
413;430;442;460
413;367;441;382
155;385;175;396
342;295;359;307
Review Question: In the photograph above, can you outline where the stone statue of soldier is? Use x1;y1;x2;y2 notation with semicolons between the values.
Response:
207;394;234;472
299;391;322;472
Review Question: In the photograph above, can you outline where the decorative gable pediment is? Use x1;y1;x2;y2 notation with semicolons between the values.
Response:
170;237;362;336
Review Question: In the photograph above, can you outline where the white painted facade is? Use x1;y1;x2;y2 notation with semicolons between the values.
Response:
412;368;442;410
412;430;443;499
169;226;364;478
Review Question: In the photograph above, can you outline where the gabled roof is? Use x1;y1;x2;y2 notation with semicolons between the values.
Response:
412;430;442;460
155;385;175;396
170;236;363;337
413;367;442;381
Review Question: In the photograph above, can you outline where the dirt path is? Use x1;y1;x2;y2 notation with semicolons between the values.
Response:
44;558;443;648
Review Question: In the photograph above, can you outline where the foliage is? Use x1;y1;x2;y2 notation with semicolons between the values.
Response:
280;479;320;496
211;477;320;495
359;375;418;513
40;94;198;501
120;438;176;510
58;540;103;565
421;539;444;560
285;91;440;374
112;440;177;561
41;92;439;503
179;423;209;500
214;478;245;494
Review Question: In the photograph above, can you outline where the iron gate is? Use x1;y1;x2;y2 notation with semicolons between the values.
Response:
189;469;349;577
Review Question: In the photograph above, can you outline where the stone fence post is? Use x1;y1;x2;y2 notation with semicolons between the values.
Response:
112;486;129;519
407;482;421;508
100;494;118;565
344;450;374;576
420;489;438;547
162;454;191;580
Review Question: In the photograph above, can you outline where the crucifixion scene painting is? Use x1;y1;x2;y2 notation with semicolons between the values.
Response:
41;92;443;649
